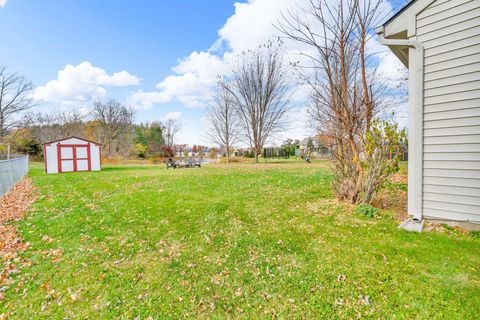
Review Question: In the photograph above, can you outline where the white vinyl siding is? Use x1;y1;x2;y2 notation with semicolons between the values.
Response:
423;98;480;113
424;108;480;121
417;0;480;222
425;73;480;91
424;36;480;59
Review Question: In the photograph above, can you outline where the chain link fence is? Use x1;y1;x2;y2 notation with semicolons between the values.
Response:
0;155;29;197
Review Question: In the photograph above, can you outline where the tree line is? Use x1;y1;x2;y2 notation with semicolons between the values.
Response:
1;93;181;159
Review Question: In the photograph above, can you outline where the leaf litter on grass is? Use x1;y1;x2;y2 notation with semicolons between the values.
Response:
0;178;37;310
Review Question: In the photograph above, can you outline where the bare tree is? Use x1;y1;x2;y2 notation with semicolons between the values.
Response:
0;67;35;139
92;99;135;157
278;0;401;204
52;110;85;137
205;79;240;164
23;109;86;143
164;118;180;149
228;40;291;163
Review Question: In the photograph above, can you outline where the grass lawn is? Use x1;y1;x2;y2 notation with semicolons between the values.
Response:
1;161;479;319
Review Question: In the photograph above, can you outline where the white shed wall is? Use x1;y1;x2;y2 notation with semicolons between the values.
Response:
44;144;59;174
43;138;101;174
417;0;480;222
90;144;101;171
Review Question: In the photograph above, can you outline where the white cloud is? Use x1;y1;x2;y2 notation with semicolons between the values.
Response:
262;106;312;146
0;0;7;8
129;0;406;144
34;61;140;103
365;29;408;87
376;49;408;88
125;0;304;145
214;0;297;53
128;90;170;109
164;111;182;121
133;0;395;111
128;0;302;110
130;51;228;109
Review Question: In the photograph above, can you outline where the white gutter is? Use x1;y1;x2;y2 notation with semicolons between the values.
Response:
377;27;425;231
376;32;424;62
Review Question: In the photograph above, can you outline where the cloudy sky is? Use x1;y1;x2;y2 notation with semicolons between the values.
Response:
0;0;407;145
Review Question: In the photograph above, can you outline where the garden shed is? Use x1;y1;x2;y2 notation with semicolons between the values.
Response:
376;0;480;230
43;137;101;174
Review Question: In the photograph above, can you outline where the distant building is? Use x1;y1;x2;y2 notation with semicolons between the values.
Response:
299;134;333;158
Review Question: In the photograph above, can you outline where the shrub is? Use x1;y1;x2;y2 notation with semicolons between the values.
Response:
135;143;147;159
361;120;407;204
331;120;407;205
355;204;378;218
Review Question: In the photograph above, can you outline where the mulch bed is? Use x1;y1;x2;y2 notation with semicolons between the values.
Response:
0;178;37;302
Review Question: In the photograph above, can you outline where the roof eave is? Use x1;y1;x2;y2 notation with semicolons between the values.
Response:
376;0;436;67
42;136;102;146
378;0;436;38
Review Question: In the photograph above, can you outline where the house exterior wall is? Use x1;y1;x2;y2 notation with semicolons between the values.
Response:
43;138;101;174
416;0;480;222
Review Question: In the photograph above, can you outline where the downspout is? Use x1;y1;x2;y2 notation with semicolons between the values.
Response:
377;27;425;231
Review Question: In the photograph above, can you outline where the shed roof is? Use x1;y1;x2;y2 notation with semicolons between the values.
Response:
42;136;101;146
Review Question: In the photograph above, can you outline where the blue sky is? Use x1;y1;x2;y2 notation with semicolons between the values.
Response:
0;0;407;145
0;0;239;85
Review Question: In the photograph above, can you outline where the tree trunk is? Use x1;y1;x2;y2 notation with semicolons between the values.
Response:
359;28;372;132
108;137;112;157
226;144;230;164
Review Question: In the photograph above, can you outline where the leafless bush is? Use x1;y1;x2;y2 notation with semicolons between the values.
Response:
279;0;404;203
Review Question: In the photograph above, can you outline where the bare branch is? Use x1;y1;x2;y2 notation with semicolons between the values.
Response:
278;0;403;203
205;79;240;164
92;99;135;156
0;66;35;138
164;118;180;148
227;40;292;163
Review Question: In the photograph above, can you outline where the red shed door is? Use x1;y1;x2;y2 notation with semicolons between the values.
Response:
58;144;91;173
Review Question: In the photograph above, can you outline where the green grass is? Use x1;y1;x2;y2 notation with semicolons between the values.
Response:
1;161;479;319
399;161;408;175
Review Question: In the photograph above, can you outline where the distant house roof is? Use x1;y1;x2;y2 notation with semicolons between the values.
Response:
42;136;101;146
298;135;335;147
